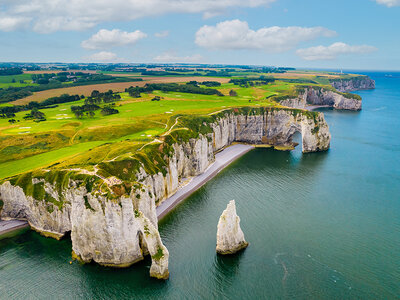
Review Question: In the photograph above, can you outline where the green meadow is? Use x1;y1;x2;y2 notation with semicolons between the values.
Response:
0;74;37;88
0;74;356;180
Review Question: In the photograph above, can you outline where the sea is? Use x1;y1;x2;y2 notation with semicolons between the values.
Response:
0;71;399;299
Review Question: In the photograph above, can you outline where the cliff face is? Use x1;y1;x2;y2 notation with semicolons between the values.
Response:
280;87;362;111
0;108;330;278
216;200;248;255
330;77;375;92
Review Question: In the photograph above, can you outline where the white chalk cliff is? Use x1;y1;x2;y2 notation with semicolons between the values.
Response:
330;77;375;92
216;200;248;254
0;107;330;278
280;87;362;111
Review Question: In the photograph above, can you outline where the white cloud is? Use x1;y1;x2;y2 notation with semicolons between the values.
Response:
296;42;377;61
154;30;169;38
195;20;336;52
0;0;276;33
81;29;147;50
153;52;203;62
0;16;30;31
86;51;120;62
376;0;400;7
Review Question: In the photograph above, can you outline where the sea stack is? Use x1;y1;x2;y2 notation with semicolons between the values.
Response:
216;200;248;255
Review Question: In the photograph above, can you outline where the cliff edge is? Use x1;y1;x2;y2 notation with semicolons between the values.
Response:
0;107;330;278
329;76;375;92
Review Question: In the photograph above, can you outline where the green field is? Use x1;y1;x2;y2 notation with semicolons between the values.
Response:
0;74;37;88
0;72;362;181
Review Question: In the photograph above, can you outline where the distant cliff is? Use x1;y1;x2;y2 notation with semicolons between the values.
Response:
329;76;375;92
279;86;362;111
0;107;331;278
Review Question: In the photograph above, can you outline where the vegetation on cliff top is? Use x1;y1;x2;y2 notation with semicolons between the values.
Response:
0;69;362;196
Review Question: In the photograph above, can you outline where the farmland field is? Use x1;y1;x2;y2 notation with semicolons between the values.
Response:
10;76;231;105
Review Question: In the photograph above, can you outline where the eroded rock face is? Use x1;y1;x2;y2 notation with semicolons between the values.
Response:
280;87;362;111
0;108;330;278
0;181;71;239
216;200;248;255
330;77;375;92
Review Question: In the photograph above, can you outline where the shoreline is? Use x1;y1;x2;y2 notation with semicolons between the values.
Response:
0;219;29;238
306;105;331;111
156;144;254;220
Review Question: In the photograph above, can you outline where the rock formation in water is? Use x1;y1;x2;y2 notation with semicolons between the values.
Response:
216;200;248;255
280;87;362;111
329;76;375;92
0;107;330;278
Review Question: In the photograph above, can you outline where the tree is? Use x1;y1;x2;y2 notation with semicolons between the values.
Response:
91;90;100;98
74;110;83;119
229;89;238;97
8;119;16;124
100;106;119;116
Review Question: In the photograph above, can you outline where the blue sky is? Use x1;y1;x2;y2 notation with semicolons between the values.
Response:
0;0;399;70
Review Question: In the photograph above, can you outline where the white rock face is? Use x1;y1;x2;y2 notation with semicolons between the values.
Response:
280;87;362;111
216;200;248;255
330;77;375;92
0;181;71;239
0;108;330;278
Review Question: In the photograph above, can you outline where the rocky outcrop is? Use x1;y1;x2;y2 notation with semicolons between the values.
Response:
330;76;375;92
216;200;248;255
0;181;71;239
0;107;330;278
280;87;362;111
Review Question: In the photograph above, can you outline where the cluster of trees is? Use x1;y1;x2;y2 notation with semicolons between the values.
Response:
71;104;99;118
185;81;221;87
71;90;121;118
0;72;139;104
0;87;33;103
0;93;82;119
0;112;16;118
229;89;238;97
101;105;119;116
203;70;231;77
125;82;223;98
229;76;275;87
0;67;23;76
23;108;46;122
84;90;121;105
145;83;224;96
31;73;118;85
36;94;82;107
260;67;295;73
200;81;221;87
140;70;193;76
71;102;119;118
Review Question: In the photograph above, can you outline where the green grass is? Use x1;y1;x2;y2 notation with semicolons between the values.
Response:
0;74;353;181
0;74;37;88
0;141;103;179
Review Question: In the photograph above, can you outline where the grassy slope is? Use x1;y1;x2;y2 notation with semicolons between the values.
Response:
0;72;362;180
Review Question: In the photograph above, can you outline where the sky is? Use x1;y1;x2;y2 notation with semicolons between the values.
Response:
0;0;399;70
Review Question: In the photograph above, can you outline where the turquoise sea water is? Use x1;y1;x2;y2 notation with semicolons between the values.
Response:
1;71;399;299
